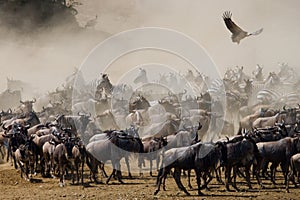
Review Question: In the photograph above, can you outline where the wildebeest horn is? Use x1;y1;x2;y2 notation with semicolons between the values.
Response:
2;124;7;131
168;91;172;96
20;100;24;104
31;98;36;103
198;122;202;130
225;136;229;142
283;105;286;111
298;103;300;109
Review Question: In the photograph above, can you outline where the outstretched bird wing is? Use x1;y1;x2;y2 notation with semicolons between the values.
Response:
222;11;246;35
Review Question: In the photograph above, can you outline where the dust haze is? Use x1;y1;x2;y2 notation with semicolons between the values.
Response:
0;0;299;97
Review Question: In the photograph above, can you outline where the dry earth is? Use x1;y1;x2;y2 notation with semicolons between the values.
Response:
0;157;299;200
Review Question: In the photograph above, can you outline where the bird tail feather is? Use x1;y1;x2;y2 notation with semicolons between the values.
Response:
249;28;263;36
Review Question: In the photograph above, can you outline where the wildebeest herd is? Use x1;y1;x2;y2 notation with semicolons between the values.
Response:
1;63;300;196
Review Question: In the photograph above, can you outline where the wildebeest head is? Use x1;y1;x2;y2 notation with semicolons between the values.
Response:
64;137;75;159
19;98;36;113
129;95;150;112
78;112;92;122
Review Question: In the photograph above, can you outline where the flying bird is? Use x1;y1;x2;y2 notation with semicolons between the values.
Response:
222;11;263;44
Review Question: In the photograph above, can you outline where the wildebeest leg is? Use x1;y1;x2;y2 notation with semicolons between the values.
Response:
202;171;211;191
156;156;161;174
154;167;166;195
59;164;66;187
187;169;192;189
18;161;24;179
76;162;80;184
81;158;84;185
232;167;239;192
12;152;18;169
106;169;115;184
124;156;132;178
262;161;270;178
116;170;124;184
270;163;278;185
100;163;108;178
286;170;297;193
225;166;232;191
138;155;143;176
173;168;190;196
215;166;223;184
195;169;204;196
0;146;4;159
6;144;11;164
150;159;153;177
245;165;252;190
281;162;289;185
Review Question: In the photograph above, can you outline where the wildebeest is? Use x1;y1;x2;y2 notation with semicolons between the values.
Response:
221;136;259;191
286;153;300;192
86;134;143;184
155;142;221;196
255;136;300;188
55;112;91;136
42;141;55;177
72;139;86;185
16;99;36;114
252;112;284;129
15;141;35;181
138;136;167;176
53;137;76;187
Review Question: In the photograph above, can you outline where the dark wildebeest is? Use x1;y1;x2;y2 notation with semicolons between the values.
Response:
286;153;300;192
32;131;62;176
221;136;259;191
4;123;31;169
129;94;150;113
15;143;35;181
255;136;300;188
72;139;86;185
154;142;222;196
53;137;75;187
55;112;91;136
86;134;143;184
16;99;36;114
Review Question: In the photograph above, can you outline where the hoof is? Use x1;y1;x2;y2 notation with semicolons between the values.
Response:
198;191;204;196
59;182;65;187
154;190;159;195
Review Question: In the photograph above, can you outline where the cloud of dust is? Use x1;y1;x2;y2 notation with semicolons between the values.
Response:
0;0;299;97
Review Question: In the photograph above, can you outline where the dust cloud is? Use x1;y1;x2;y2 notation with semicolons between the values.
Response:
0;0;299;97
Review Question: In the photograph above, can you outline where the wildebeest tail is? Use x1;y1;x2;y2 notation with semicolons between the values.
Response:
85;150;96;174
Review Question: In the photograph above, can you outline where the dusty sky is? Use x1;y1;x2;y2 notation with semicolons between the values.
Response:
0;0;299;94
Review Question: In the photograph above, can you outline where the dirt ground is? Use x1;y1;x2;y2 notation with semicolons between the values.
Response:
0;157;299;200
